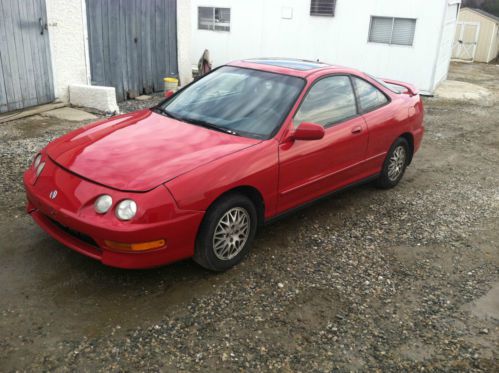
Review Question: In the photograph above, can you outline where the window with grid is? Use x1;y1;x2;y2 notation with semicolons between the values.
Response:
198;7;231;31
368;17;416;46
310;0;337;17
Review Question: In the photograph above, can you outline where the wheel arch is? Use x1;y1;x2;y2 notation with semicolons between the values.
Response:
400;132;414;165
209;186;266;226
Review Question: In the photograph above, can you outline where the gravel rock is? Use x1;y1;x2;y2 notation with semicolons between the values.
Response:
0;63;498;372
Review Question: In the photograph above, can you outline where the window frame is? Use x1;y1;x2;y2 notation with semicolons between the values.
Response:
310;0;337;17
293;73;393;129
198;6;231;32
350;75;391;115
367;16;417;47
292;74;360;129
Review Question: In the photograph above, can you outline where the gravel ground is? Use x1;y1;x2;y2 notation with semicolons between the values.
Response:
0;63;498;371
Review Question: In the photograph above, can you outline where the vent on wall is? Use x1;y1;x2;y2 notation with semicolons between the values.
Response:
310;0;337;17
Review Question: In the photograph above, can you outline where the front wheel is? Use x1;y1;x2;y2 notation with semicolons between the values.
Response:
194;193;257;271
376;137;410;189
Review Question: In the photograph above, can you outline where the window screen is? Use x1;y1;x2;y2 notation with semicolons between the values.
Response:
294;76;357;127
352;77;389;113
310;0;337;17
198;7;231;31
368;17;416;46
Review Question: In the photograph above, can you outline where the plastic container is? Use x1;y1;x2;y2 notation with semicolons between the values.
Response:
163;77;179;95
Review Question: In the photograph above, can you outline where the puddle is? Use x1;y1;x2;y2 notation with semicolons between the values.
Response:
464;282;499;320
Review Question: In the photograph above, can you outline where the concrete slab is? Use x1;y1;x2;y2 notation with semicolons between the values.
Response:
135;95;152;101
69;84;120;114
42;107;98;121
435;80;493;105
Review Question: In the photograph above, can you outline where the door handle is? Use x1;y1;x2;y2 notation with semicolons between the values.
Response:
351;126;362;134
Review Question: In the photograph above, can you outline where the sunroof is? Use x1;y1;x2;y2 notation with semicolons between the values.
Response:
246;58;330;71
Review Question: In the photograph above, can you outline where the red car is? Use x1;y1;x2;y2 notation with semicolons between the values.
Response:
24;58;424;271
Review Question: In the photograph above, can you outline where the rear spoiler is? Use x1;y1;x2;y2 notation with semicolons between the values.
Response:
381;78;419;96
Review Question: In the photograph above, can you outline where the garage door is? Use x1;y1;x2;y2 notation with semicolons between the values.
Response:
86;0;178;101
0;0;55;113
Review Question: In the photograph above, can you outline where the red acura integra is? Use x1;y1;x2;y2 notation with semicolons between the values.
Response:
24;59;424;271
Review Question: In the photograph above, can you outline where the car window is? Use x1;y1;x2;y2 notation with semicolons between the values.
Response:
353;77;389;112
294;76;357;127
161;66;305;139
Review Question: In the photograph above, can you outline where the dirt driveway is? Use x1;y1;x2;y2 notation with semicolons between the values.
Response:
0;63;498;371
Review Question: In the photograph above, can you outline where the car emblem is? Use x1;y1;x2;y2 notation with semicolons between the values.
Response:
49;190;58;200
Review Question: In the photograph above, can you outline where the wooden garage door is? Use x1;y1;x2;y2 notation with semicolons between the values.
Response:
0;0;55;113
86;0;178;101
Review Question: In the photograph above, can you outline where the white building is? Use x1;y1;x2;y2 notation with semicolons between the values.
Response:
190;0;462;94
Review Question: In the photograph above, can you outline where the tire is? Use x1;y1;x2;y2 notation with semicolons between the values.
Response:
194;193;258;271
376;137;410;189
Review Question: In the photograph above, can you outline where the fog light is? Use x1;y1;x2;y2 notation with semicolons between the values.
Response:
94;195;113;214
105;239;166;252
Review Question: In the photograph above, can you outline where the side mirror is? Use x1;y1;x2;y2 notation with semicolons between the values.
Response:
292;122;325;141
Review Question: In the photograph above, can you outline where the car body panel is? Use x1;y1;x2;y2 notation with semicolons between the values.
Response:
24;157;204;268
46;109;260;191
24;59;424;269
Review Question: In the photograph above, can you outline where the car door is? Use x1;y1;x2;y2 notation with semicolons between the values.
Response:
277;75;369;214
351;76;394;174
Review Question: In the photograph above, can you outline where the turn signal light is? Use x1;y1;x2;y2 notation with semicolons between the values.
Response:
105;239;166;252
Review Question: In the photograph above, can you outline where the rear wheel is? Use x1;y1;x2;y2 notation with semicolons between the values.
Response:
194;193;257;271
376;137;410;189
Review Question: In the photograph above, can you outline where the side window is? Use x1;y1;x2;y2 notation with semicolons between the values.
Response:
353;77;389;112
294;76;357;127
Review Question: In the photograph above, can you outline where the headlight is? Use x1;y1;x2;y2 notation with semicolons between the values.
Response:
33;154;42;168
94;195;113;214
36;162;45;177
115;199;137;221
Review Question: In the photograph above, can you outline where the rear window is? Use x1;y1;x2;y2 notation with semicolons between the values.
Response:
352;77;389;113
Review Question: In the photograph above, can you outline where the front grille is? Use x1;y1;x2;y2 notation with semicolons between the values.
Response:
48;217;100;249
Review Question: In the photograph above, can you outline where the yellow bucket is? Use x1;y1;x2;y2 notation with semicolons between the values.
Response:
163;77;179;93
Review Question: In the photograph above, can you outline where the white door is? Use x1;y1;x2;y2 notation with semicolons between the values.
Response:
452;22;480;61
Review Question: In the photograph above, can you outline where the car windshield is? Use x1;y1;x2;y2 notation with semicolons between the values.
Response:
158;66;305;139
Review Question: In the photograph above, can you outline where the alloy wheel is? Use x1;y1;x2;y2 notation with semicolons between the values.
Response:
213;207;250;260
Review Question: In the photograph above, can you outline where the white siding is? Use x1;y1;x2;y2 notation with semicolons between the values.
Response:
190;0;459;94
434;2;460;90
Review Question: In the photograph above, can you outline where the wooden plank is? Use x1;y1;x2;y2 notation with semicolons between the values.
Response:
107;0;124;101
140;0;152;94
118;0;128;100
134;0;143;95
0;0;24;110
9;0;31;108
87;0;105;85
25;0;45;106
167;0;178;76
16;0;39;107
0;102;64;124
36;0;55;103
101;0;111;86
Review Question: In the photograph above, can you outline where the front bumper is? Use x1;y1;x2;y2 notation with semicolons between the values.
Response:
24;158;204;269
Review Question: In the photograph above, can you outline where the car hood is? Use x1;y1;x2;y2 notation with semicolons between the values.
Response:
46;109;260;191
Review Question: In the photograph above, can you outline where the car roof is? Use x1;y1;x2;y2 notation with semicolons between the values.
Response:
227;58;345;78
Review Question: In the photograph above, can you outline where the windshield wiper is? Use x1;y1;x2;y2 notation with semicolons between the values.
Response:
153;107;184;121
183;117;240;136
154;107;239;136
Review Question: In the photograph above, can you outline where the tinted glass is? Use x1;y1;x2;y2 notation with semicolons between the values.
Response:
160;66;305;139
353;77;389;112
294;76;357;127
